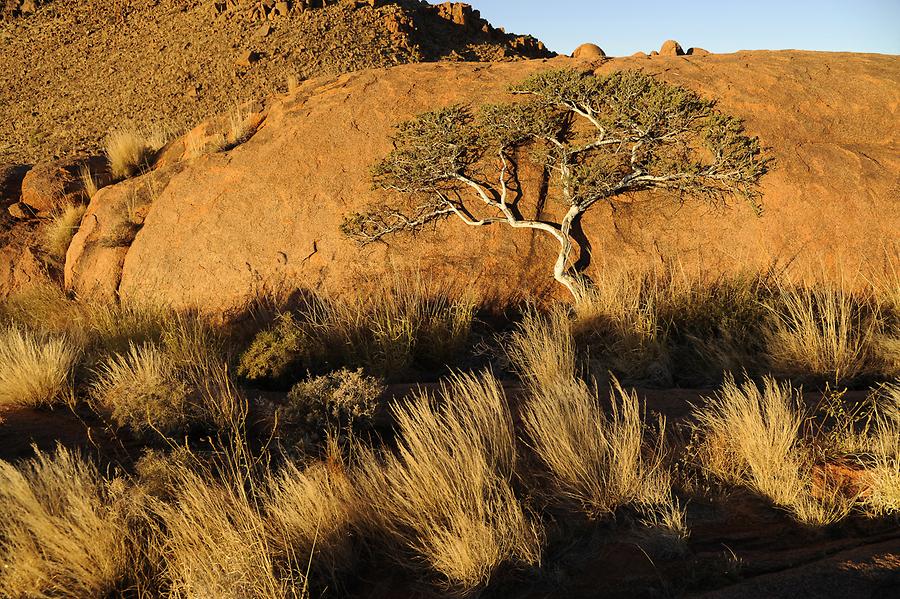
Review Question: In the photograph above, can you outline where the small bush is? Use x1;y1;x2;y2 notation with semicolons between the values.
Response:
279;368;383;451
42;204;87;262
0;325;79;409
353;371;541;594
104;125;170;179
238;312;309;382
0;448;129;599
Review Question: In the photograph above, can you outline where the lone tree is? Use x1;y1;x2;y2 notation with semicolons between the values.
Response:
342;69;770;301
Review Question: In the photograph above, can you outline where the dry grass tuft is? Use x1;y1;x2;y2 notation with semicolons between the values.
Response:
856;383;900;516
522;378;681;524
692;375;854;526
41;203;87;262
286;73;301;94
354;371;541;594
512;309;684;536
0;448;129;599
78;165;99;199
150;467;302;599
573;271;670;382
90;314;235;437
764;283;881;383
265;454;358;578
227;104;255;147
0;325;79;410
509;307;578;393
104;125;171;179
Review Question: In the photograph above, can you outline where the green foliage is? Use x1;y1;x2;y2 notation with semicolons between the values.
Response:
237;313;309;383
372;105;482;193
279;369;384;452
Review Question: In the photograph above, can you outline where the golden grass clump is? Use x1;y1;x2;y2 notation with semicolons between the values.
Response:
354;371;541;594
857;383;900;516
511;309;684;535
227;104;255;147
150;467;301;599
0;448;129;599
265;456;358;577
78;164;100;199
764;283;881;383
522;378;681;523
0;286;169;367
41;203;87;262
691;375;854;526
572;271;669;381
0;325;79;410
104;125;171;179
91;316;234;437
508;307;578;393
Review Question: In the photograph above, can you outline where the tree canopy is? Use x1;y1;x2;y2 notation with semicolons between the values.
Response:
343;68;771;299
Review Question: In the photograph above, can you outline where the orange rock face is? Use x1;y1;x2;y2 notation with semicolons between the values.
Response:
660;39;684;56
572;43;605;60
66;52;900;316
20;155;110;215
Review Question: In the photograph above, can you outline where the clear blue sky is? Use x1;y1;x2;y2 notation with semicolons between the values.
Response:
470;0;900;56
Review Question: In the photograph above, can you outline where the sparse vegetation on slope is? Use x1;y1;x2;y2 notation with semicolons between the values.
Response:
1;0;553;164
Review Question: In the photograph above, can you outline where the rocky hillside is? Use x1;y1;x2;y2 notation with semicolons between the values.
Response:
52;50;899;315
0;0;552;163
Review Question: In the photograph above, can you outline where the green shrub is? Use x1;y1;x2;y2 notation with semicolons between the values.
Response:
237;313;310;382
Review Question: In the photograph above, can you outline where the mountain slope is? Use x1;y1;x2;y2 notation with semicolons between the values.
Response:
0;0;552;163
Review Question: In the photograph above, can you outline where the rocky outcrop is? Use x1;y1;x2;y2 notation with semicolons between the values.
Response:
687;47;711;56
572;43;605;60
659;39;684;56
20;156;110;215
66;52;900;315
0;163;30;207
